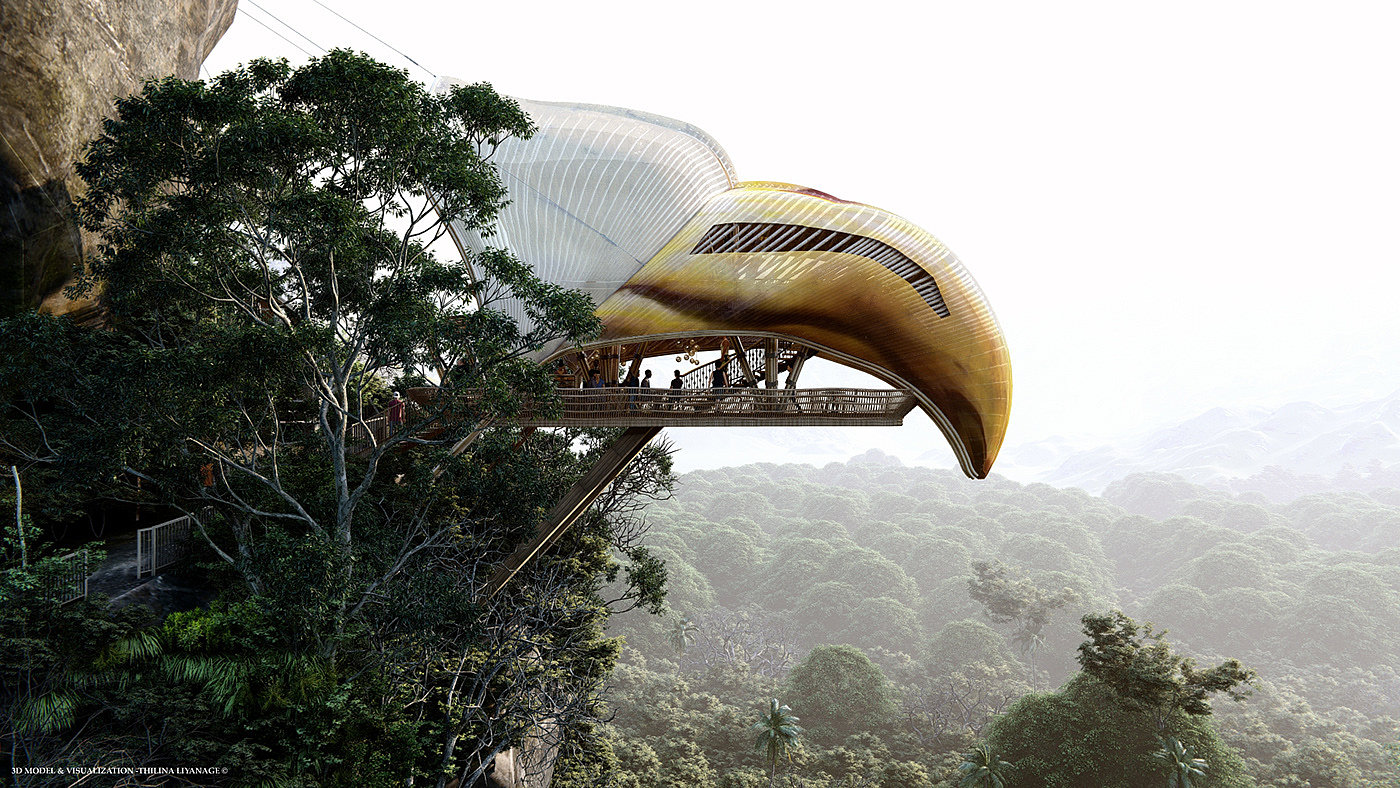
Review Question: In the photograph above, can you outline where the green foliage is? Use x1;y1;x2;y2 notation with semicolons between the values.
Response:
0;49;680;786
924;620;1021;675
658;738;720;788
957;745;1011;788
750;698;803;783
670;615;701;655
1153;736;1209;788
603;460;1400;788
1077;611;1255;727
968;560;1078;664
982;674;1252;788
784;645;898;743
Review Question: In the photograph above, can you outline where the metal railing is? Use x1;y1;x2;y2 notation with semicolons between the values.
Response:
44;550;91;605
136;507;213;579
516;387;915;427
346;408;429;454
347;413;391;454
352;385;915;443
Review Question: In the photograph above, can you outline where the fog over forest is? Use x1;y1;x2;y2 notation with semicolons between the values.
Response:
592;445;1400;787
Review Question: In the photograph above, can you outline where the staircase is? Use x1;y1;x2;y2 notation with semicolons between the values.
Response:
676;341;805;390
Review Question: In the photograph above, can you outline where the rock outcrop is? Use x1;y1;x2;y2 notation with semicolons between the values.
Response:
1;0;238;317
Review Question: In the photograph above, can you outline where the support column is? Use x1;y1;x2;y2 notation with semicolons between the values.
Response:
785;352;808;389
602;344;621;385
731;336;757;386
764;338;779;389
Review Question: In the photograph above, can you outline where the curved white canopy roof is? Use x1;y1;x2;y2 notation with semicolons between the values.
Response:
434;80;736;334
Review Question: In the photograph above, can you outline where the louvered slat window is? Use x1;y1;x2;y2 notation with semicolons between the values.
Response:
692;222;949;317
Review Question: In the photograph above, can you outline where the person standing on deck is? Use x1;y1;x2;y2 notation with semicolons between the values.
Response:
623;364;641;409
387;391;406;433
669;369;684;410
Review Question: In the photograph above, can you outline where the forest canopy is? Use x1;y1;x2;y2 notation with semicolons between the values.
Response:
602;458;1400;788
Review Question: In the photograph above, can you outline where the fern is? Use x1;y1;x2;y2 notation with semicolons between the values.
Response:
14;690;78;735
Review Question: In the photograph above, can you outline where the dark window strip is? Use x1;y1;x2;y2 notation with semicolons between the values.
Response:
692;221;949;317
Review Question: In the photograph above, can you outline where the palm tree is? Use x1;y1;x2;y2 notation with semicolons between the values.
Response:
1153;736;1208;788
667;615;699;656
958;745;1012;788
750;697;803;788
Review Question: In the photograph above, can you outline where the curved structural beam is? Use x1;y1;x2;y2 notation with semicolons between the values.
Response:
486;427;661;597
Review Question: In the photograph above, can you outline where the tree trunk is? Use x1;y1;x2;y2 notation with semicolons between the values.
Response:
11;465;25;568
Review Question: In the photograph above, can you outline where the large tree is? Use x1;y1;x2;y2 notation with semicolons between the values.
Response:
782;644;898;743
1076;611;1254;731
981;613;1255;788
981;673;1253;788
0;51;670;787
67;49;598;574
967;560;1078;673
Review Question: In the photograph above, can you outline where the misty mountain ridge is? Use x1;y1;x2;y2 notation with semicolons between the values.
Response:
997;388;1400;497
667;389;1400;500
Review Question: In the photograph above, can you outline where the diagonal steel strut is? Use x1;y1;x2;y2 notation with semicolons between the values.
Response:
486;427;662;596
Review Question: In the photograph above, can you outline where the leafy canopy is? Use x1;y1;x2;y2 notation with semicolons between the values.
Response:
1077;611;1255;726
782;644;897;742
0;50;671;787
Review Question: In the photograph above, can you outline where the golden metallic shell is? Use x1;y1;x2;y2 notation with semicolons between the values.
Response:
596;182;1011;478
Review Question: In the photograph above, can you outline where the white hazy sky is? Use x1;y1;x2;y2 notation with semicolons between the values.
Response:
205;1;1400;472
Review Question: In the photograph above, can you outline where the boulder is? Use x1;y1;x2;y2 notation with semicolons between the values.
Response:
0;0;238;317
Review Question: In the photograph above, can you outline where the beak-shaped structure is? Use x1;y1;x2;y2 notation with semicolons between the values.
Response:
437;85;1011;478
596;182;1010;478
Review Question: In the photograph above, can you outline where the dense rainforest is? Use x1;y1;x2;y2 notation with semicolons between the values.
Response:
592;455;1400;787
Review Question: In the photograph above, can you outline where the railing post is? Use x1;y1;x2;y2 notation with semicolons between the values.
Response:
764;339;779;388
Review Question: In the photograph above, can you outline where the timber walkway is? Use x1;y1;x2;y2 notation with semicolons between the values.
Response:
480;386;915;427
348;386;917;450
341;383;919;594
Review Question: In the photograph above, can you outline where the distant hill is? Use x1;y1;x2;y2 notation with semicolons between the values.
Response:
665;390;1400;499
1002;390;1400;496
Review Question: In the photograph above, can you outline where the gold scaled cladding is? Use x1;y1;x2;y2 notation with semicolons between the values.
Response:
593;182;1012;479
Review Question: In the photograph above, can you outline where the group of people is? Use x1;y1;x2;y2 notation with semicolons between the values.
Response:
580;367;658;389
575;365;701;410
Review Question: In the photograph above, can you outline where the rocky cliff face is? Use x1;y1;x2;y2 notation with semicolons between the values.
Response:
0;0;238;317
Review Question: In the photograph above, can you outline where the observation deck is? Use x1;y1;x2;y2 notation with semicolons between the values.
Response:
347;386;916;454
504;387;916;428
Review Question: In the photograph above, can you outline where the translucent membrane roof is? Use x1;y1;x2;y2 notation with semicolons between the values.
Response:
435;80;736;331
435;81;1011;478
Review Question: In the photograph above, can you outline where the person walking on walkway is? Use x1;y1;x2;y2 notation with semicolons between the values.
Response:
387;391;406;440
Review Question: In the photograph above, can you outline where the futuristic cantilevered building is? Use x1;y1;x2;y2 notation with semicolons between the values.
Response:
437;85;1011;481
